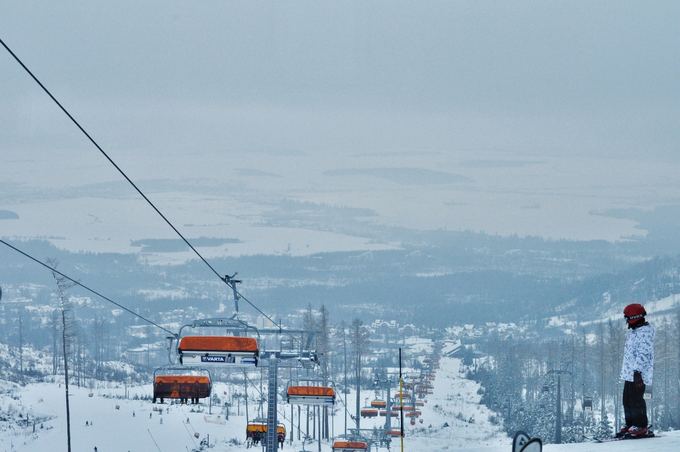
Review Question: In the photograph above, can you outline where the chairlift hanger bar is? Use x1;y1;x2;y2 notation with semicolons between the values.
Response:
288;377;328;383
0;36;277;327
180;318;315;336
260;350;318;361
178;317;261;338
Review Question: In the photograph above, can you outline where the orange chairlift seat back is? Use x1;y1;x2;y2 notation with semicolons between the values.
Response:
332;440;368;451
287;386;336;406
153;375;212;402
246;422;285;441
178;336;258;367
370;399;386;408
360;407;378;417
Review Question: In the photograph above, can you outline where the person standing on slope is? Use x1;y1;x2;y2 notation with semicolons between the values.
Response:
619;303;655;438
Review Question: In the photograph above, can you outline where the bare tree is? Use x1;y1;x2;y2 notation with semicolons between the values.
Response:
335;320;348;437
92;316;105;379
350;318;369;432
318;305;330;439
599;322;606;420
51;309;60;375
18;308;24;385
48;259;76;452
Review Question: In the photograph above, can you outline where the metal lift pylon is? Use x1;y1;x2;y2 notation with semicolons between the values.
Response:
266;358;279;452
220;274;320;451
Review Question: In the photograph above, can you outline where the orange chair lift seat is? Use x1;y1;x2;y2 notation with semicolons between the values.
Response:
178;336;258;366
153;375;211;400
287;386;336;406
332;440;368;451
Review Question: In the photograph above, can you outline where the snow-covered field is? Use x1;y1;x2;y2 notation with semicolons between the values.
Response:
1;380;247;452
2;357;680;452
0;355;509;451
403;357;508;450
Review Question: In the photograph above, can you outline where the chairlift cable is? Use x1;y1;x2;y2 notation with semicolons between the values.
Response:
0;36;277;326
0;239;175;336
243;370;292;424
332;391;356;429
0;37;217;280
230;288;280;331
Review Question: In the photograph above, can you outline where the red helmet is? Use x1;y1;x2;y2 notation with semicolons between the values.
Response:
623;303;646;323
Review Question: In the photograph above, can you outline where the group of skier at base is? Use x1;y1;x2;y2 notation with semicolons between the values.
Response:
618;302;655;439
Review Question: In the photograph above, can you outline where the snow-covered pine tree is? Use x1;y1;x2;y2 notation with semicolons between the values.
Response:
529;378;557;442
593;411;613;440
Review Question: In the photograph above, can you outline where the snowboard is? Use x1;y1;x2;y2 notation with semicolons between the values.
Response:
513;431;542;452
512;431;530;452
519;438;542;452
596;428;656;443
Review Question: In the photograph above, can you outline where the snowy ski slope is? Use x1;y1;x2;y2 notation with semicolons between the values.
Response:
1;355;679;451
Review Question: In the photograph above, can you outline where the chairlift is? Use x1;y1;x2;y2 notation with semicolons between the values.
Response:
331;440;368;452
152;367;212;404
246;419;286;448
178;335;259;367
332;441;368;452
393;391;411;399
370;399;387;408
360;407;379;418
286;385;336;406
172;316;261;367
582;395;593;410
396;405;415;412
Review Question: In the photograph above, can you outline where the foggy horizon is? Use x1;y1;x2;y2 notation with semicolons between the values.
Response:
3;1;680;252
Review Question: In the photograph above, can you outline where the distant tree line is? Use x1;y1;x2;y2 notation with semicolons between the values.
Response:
470;310;680;443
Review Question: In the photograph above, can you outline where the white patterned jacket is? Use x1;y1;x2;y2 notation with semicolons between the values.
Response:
620;322;654;385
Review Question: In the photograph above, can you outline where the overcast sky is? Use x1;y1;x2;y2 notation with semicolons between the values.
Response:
2;1;680;245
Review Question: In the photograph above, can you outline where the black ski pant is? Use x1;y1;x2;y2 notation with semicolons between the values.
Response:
623;380;647;428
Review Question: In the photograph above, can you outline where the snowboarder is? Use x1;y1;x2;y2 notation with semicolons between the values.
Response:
619;303;655;438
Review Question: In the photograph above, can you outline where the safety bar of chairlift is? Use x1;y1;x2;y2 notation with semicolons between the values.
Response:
178;316;262;339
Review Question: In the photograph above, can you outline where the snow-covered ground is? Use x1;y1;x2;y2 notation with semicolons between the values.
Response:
402;357;508;450
0;355;509;451
0;333;675;451
0;379;251;452
544;432;680;452
2;359;680;451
